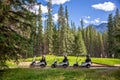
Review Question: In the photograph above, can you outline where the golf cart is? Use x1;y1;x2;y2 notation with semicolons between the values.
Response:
80;55;92;68
30;55;47;68
51;55;69;68
73;54;92;68
80;61;91;68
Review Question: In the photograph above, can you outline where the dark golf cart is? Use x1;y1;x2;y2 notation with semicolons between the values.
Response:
30;55;47;68
73;54;92;68
51;55;69;68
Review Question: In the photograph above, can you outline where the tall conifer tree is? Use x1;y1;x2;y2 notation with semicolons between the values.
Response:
108;14;114;57
46;0;53;54
38;4;43;55
113;9;120;57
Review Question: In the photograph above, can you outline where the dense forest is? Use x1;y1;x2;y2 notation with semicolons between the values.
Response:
0;0;120;67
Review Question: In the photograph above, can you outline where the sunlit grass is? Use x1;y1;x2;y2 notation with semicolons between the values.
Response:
22;55;120;66
7;55;120;67
92;58;120;66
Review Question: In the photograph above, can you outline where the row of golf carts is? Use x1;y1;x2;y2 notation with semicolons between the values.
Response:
30;55;92;68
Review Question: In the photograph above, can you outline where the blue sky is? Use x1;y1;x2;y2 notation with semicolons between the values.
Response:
36;0;120;27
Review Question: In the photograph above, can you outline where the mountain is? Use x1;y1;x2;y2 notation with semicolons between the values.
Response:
92;23;108;33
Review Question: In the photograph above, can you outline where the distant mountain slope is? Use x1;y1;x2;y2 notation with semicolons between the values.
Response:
92;23;108;33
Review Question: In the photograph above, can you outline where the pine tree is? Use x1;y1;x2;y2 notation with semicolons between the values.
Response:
108;14;114;57
37;4;43;55
73;29;86;55
85;26;90;54
52;23;58;54
113;9;120;58
97;32;104;57
0;0;35;68
65;6;69;27
43;18;48;54
102;32;108;57
46;0;53;54
89;26;94;56
58;4;66;54
92;28;98;57
64;6;72;54
82;25;106;57
80;18;84;30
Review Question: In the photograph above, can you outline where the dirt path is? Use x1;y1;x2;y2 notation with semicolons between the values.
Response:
18;62;31;68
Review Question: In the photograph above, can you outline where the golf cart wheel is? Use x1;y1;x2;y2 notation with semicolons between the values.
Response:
73;64;78;68
63;64;68;68
86;64;90;68
51;64;56;68
40;64;46;68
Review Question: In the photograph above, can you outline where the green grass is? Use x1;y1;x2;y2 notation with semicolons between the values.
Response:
7;55;120;67
21;55;120;66
92;58;120;66
21;55;86;66
0;68;120;80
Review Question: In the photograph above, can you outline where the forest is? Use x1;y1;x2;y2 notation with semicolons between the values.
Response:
0;0;120;68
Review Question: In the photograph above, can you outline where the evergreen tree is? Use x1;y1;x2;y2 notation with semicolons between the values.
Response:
52;23;59;54
43;18;48;54
83;25;106;57
80;18;84;30
85;26;90;54
113;9;120;58
97;32;104;57
73;29;86;55
89;26;94;56
108;14;114;57
65;6;69;27
46;0;53;54
0;0;35;68
37;4;43;55
92;28;98;57
102;32;108;57
71;21;76;32
64;6;72;54
58;4;66;54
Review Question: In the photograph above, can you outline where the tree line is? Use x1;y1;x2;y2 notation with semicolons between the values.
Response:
34;0;120;58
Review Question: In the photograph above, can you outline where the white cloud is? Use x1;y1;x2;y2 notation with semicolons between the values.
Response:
34;4;47;14
92;2;116;11
101;21;107;23
83;17;107;25
90;18;100;24
41;5;48;14
46;0;70;5
42;13;58;22
24;4;48;14
53;13;58;22
81;16;90;24
92;18;100;24
83;19;90;24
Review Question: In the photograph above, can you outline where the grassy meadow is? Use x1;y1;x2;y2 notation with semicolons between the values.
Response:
0;68;120;80
20;55;120;66
6;55;120;67
2;55;120;80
